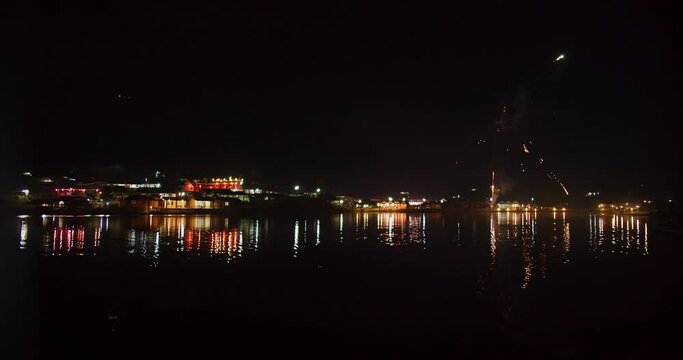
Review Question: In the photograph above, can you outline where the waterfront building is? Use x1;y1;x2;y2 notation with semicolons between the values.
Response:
183;177;243;192
111;182;161;189
495;201;534;211
54;188;87;197
377;201;407;211
121;195;161;210
163;198;187;209
408;198;426;207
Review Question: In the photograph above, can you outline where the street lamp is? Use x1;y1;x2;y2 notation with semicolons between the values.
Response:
294;185;300;191
316;188;321;193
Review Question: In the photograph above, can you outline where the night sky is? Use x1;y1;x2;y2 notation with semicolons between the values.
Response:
5;1;681;199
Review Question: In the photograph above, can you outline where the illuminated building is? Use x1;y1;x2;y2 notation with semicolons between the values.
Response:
201;190;251;203
112;183;161;189
330;196;360;208
495;202;535;211
422;201;443;210
122;195;161;210
54;188;87;197
497;201;521;210
377;201;407;211
163;198;187;209
408;198;426;207
189;198;218;209
183;177;243;192
121;195;226;211
243;188;263;195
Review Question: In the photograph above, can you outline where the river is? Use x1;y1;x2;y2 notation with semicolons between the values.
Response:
5;211;682;358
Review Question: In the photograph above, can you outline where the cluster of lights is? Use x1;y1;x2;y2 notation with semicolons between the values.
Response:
54;188;86;193
598;203;642;212
114;183;161;189
293;185;321;193
377;201;407;210
212;177;240;182
192;177;243;192
408;198;427;206
495;203;535;212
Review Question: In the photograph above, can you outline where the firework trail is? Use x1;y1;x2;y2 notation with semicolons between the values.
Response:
455;53;570;197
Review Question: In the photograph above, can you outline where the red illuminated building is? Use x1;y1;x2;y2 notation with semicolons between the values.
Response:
183;178;243;192
54;188;87;197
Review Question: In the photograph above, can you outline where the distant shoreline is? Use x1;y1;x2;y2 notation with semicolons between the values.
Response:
5;206;659;217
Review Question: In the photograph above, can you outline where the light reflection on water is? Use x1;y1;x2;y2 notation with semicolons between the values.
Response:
375;212;427;246
588;213;649;256
18;212;650;287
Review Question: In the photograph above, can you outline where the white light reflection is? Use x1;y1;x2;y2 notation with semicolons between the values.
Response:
562;221;571;259
590;213;649;256
128;230;136;254
316;219;321;246
644;223;648;255
388;214;394;242
421;213;426;248
489;216;497;265
521;213;533;289
255;220;260;250
19;220;28;249
457;222;461;243
294;221;300;258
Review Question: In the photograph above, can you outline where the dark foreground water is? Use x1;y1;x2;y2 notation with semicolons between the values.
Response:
4;211;683;358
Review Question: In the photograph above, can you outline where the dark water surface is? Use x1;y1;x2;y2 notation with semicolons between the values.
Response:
5;212;683;358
